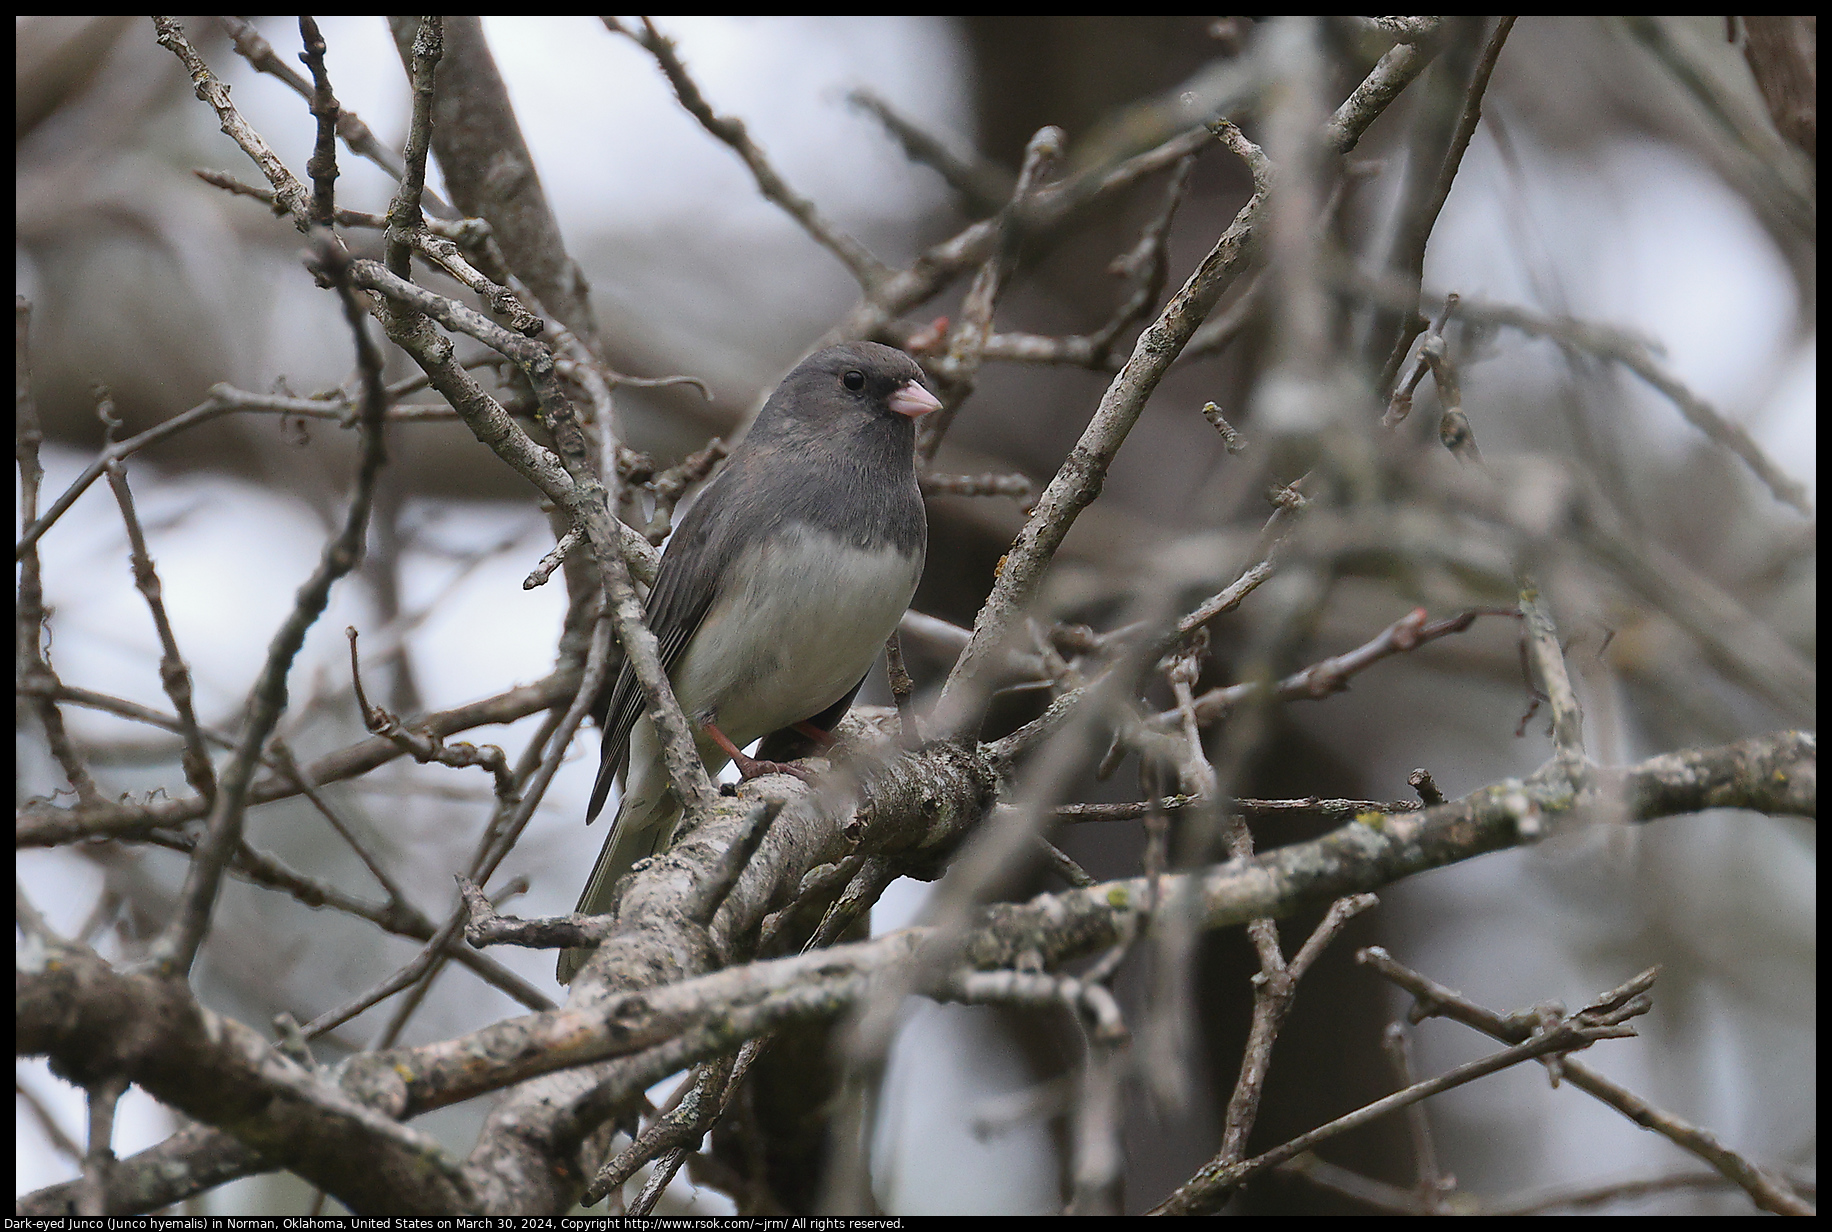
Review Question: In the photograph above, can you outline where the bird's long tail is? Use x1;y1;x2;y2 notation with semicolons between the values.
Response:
556;790;683;984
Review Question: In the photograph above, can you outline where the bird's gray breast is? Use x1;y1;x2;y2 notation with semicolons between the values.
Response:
669;522;922;745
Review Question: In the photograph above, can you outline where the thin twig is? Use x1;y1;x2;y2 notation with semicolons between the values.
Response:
608;17;890;290
1360;947;1813;1216
214;16;455;215
830;122;1223;346
1373;17;1515;392
920;124;1064;462
933;120;1272;736
17;672;584;845
152;17;316;229
78;1076;127;1216
296;16;339;227
847;88;1013;214
16;1076;83;1164
17;301;104;806
1348;267;1814;518
1155;992;1644;1213
1168;607;1515;729
101;432;216;804
147;236;392;979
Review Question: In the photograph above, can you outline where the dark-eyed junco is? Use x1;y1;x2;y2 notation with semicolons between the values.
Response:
558;342;940;983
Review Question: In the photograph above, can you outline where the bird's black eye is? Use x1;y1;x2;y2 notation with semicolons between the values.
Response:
842;369;866;392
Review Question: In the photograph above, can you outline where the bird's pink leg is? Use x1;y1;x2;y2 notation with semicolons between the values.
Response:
703;722;817;783
791;721;837;748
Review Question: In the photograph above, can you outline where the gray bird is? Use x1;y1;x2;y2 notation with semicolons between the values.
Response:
558;342;940;983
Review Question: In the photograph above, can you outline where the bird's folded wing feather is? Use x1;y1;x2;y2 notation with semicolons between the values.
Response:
586;497;739;821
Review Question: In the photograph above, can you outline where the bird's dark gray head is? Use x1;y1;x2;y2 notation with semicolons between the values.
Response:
713;341;935;555
749;341;940;444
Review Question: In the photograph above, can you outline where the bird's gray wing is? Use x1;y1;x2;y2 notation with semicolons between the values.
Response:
585;481;749;822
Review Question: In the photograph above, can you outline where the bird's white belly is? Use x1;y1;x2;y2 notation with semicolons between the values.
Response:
670;523;921;748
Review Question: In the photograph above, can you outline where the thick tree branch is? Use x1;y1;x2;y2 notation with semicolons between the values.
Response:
19;940;472;1215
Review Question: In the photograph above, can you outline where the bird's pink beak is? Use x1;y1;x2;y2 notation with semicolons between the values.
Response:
890;380;942;419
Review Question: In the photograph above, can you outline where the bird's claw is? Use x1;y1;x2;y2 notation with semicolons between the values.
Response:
730;752;816;783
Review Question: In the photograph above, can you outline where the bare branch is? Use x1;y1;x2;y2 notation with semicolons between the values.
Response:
609;16;891;291
1360;948;1814;1217
20;939;474;1215
148;238;393;979
1154;982;1646;1213
933;121;1271;736
151;17;315;229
